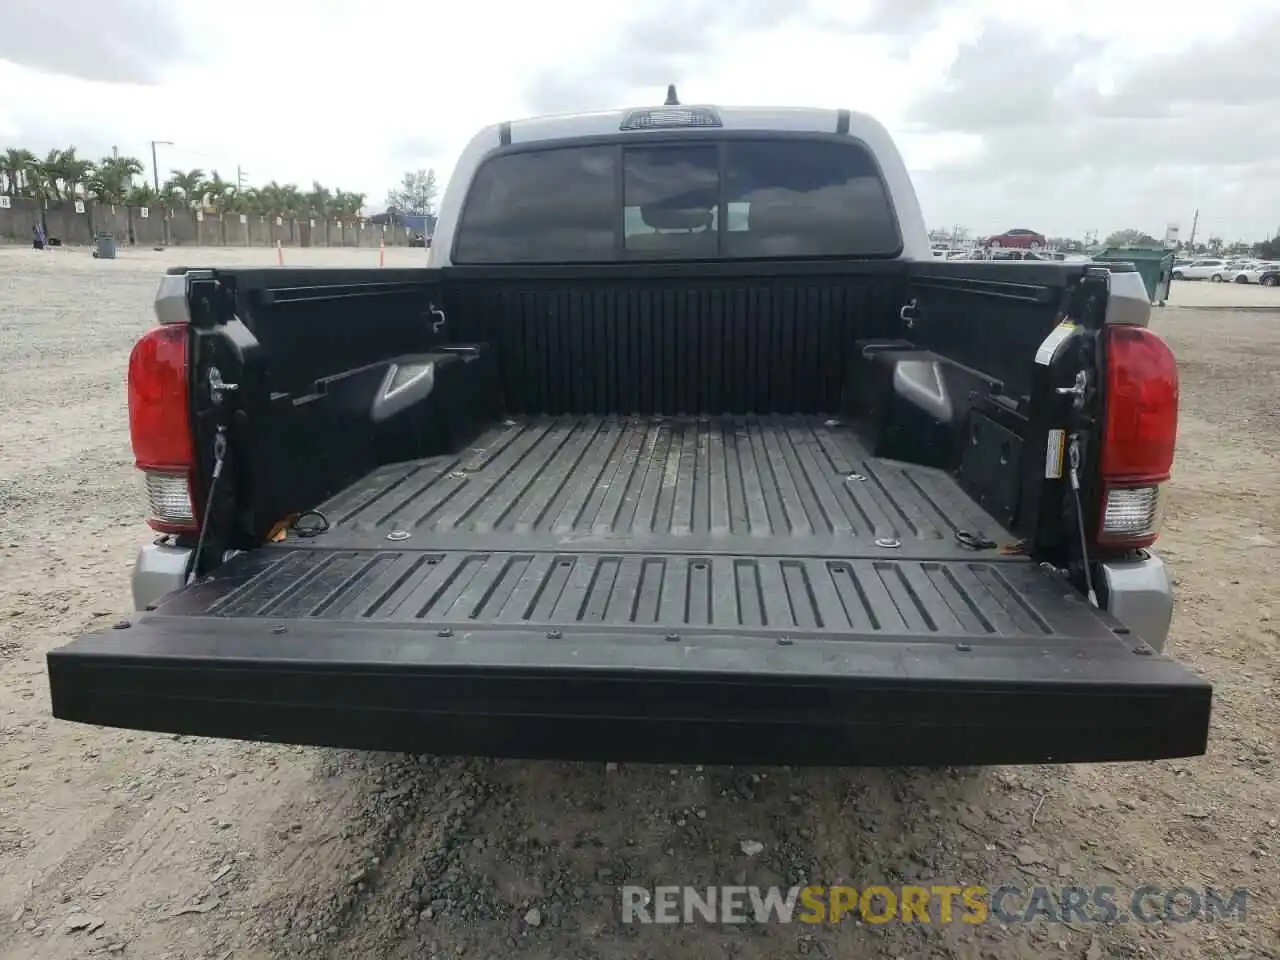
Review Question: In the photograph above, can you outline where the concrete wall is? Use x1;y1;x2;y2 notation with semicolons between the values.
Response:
0;197;418;247
249;215;270;247
170;213;197;246
132;208;167;246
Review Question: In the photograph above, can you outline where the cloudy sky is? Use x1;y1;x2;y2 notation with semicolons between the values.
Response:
2;0;1277;241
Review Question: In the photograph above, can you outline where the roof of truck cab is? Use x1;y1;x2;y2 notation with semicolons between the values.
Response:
428;102;932;266
505;104;859;142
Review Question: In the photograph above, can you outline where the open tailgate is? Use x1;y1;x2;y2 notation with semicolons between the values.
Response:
48;546;1211;766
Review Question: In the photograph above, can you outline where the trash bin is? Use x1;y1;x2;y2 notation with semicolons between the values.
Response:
93;234;117;260
1091;246;1174;306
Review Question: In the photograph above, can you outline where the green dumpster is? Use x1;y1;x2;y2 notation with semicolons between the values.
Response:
1091;246;1174;306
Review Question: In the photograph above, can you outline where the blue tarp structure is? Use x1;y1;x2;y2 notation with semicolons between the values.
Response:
400;214;436;236
369;212;437;236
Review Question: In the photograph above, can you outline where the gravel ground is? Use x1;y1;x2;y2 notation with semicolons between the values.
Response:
1;244;1277;960
1161;278;1280;310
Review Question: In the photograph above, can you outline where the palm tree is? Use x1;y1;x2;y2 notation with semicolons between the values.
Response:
258;180;287;218
2;147;37;196
37;149;65;200
203;170;232;212
224;186;260;215
332;189;366;218
85;155;144;204
275;183;307;241
163;168;206;208
125;183;159;207
32;147;95;201
1;148;16;195
58;148;95;199
157;182;185;219
307;181;333;218
25;155;54;204
279;183;307;218
83;167;108;202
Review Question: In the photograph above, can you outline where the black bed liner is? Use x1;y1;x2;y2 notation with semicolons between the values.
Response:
192;549;1074;637
48;417;1212;765
287;415;1002;557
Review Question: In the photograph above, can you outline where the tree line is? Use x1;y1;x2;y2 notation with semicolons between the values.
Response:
1102;227;1280;258
1;145;367;219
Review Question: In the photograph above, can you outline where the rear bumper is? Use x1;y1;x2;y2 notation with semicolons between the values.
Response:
131;541;192;611
48;616;1211;767
1098;551;1174;653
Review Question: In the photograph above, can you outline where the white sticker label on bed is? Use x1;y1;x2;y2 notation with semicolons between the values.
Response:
1035;321;1076;366
1045;429;1066;479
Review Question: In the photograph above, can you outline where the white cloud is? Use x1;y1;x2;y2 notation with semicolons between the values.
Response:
2;0;1277;240
0;0;193;84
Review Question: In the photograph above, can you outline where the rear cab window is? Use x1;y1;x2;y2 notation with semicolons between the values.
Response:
453;137;901;263
452;146;617;263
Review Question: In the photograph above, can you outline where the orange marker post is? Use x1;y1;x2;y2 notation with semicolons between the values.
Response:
276;240;283;266
379;238;385;267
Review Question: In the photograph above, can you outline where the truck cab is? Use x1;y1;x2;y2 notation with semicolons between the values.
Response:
47;93;1209;767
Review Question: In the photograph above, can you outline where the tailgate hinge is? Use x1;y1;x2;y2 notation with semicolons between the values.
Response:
1055;369;1089;411
207;366;239;406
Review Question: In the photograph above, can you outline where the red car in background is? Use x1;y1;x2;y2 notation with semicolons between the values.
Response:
983;228;1046;250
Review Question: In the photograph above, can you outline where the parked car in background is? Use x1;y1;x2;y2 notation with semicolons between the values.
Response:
1228;261;1278;283
990;248;1050;261
983;228;1046;250
1258;267;1280;287
1172;258;1229;281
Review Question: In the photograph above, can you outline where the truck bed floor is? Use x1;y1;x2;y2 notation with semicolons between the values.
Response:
183;416;1107;643
317;415;1002;558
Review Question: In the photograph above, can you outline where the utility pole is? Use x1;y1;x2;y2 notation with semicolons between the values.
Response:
1187;209;1200;250
237;166;249;192
150;140;173;192
150;140;175;246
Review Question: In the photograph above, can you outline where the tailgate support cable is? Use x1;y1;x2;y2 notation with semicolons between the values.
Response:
186;425;228;587
1066;433;1099;607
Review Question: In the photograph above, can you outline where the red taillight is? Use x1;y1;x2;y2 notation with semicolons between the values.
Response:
1097;325;1179;549
128;324;198;533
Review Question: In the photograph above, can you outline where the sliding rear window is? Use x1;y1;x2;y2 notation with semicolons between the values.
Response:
453;137;901;264
453;145;618;263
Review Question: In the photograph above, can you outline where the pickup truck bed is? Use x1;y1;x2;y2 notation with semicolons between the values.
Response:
50;415;1210;766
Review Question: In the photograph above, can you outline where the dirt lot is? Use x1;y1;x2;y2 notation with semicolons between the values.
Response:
1162;277;1280;310
1;245;1277;960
